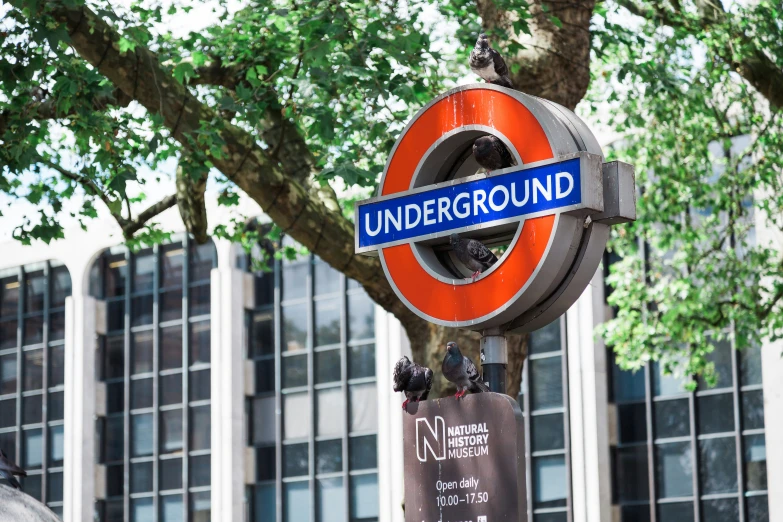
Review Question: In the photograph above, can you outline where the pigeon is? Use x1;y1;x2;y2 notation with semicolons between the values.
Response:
469;33;513;88
450;233;498;281
473;135;514;172
442;341;490;399
0;449;26;490
393;356;433;410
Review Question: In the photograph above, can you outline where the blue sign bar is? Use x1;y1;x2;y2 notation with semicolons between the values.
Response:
357;157;583;250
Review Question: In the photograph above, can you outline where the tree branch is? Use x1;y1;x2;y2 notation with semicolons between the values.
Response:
121;194;178;238
46;1;419;329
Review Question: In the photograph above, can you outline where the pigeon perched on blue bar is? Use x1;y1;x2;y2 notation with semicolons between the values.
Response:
450;233;498;281
442;341;489;399
469;33;513;88
0;449;26;490
473;135;514;172
393;356;433;410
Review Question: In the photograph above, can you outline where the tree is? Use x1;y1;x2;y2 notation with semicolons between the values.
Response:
1;0;781;394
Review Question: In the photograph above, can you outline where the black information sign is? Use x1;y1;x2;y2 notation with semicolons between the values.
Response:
402;393;526;522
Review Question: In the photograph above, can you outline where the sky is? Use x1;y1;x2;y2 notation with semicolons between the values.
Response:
0;0;628;243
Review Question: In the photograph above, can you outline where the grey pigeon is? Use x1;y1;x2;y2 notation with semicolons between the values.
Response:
469;33;513;88
473;135;514;172
450;233;498;281
442;341;489;399
0;449;26;490
393;356;433;410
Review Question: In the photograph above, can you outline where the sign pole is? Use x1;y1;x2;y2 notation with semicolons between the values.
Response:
481;328;508;394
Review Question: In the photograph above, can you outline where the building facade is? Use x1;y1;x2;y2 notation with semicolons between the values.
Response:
0;212;780;522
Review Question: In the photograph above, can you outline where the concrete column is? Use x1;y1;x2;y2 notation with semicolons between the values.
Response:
211;242;247;522
375;308;410;522
565;268;611;522
63;293;97;522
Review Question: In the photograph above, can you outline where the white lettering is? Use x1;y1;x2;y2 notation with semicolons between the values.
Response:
364;210;382;237
423;200;436;226
404;204;421;229
453;193;471;219
511;180;529;207
384;208;402;234
533;177;552;204
556;172;574;199
438;197;453;222
488;185;509;212
473;190;489;215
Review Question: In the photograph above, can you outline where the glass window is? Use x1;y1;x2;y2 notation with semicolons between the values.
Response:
653;399;689;439
742;390;764;430
132;413;154;457
252;396;277;446
190;284;211;316
349;344;375;380
131;294;154;326
254;484;276;522
533;455;567;508
697;339;733;389
316;439;342;474
161;326;183;371
106;464;124;497
652;362;687;397
191;490;211;522
24;272;45;313
1;277;20;316
131;461;154;493
315;298;341;346
160;458;183;491
190;321;211;364
282;263;308;302
250;312;274;357
189;369;210;402
23;315;44;346
0;398;16;428
23;349;44;391
531;413;565;452
50;266;71;308
160;409;184;453
48;391;64;421
317;477;345;522
23;428;43;468
0;353;17;393
107;300;125;332
699;436;737;494
190;405;211;451
284;393;310;440
618;403;647;443
349;383;377;433
283;443;309;477
0;319;17;349
23;474;41;501
529;356;563;410
701;498;739;522
105;256;127;297
350;474;379;520
49;425;64;466
314;259;341;296
315;349;340;385
132;331;153;374
317;388;345;438
254;272;275;308
161;245;184;288
133;252;155;293
47;471;63;502
103;416;124;462
615;446;649;502
283;303;308;352
657;502;693;522
104;335;125;379
131;378;153;410
349;435;377;471
160;289;183;322
747;495;769;522
190;242;215;282
49;311;65;341
348;291;374;342
529;320;561;355
740;345;762;386
744;434;767;491
257;446;276;481
161;494;184;522
131;497;154;522
282;355;307;389
161;373;183;406
190;454;211;487
49;344;64;387
697;393;735;434
23;395;42;425
655;441;693;498
284;481;310;522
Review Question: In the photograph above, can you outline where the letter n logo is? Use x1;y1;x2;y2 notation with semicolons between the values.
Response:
416;416;446;462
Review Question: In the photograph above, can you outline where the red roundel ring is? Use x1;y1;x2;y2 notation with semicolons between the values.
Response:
377;85;600;329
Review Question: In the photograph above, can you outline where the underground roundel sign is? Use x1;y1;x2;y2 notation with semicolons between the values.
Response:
354;85;635;331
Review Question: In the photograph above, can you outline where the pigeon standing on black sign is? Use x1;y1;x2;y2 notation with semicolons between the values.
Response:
473;135;514;172
392;356;434;410
469;33;513;88
450;233;498;281
442;341;489;399
0;449;26;490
